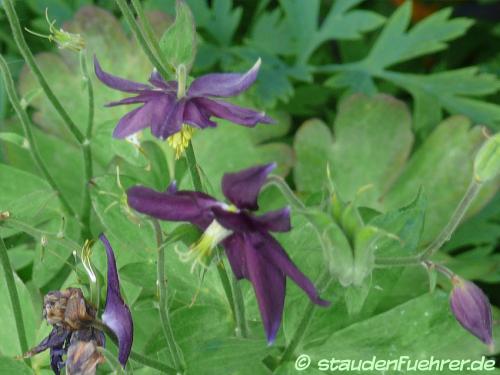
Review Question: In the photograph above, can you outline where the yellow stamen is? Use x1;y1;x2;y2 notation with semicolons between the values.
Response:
167;125;195;159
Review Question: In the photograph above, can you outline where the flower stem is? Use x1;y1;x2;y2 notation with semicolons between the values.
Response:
184;143;246;333
92;319;177;374
152;219;185;372
265;175;306;210
0;54;76;218
0;236;30;365
185;143;203;191
115;0;171;80
3;0;84;144
79;51;94;239
229;269;248;338
130;0;172;73
418;179;482;260
375;179;483;267
279;270;331;364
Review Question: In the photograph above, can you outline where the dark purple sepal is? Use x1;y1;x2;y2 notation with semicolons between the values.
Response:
450;277;493;346
99;234;133;367
127;186;218;229
221;163;276;210
188;59;262;98
256;232;330;307
94;56;151;93
224;233;285;343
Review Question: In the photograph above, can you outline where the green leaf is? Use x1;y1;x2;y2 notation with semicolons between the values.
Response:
294;94;413;209
383;116;485;243
370;189;427;258
159;0;197;71
0;267;38;356
364;4;473;70
381;69;500;134
0;164;60;237
0;357;33;374
252;0;384;64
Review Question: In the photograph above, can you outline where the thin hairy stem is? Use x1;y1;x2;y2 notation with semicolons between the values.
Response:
376;179;483;267
130;0;173;75
3;0;84;143
79;51;95;239
279;270;331;364
115;0;171;80
152;220;185;372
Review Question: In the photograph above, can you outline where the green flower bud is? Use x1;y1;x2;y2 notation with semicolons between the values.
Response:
474;133;500;183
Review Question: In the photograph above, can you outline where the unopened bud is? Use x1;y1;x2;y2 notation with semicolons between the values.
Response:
474;133;500;183
41;235;48;247
450;277;493;348
0;211;10;221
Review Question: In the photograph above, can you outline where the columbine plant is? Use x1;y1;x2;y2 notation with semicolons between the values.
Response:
94;57;273;158
127;163;330;342
21;234;133;374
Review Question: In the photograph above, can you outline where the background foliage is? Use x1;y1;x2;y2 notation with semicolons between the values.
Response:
0;0;499;374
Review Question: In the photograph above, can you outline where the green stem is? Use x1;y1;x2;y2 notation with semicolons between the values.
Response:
184;143;246;333
184;143;203;191
216;259;236;317
3;0;84;144
0;236;29;365
375;179;483;267
419;179;482;259
230;269;248;338
0;54;76;218
130;0;173;75
92;320;177;374
79;51;94;239
279;270;331;364
152;220;185;372
264;175;306;210
115;0;171;80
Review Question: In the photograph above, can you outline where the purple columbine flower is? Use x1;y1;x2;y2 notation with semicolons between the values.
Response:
99;234;134;367
450;276;493;348
94;57;273;158
126;163;330;343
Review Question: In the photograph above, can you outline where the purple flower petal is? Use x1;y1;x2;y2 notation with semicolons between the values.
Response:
156;99;187;139
105;91;165;107
253;207;291;232
212;208;255;232
149;70;178;92
223;234;247;279
99;234;133;367
221;163;276;210
255;232;330;307
184;100;217;129
127;186;218;229
450;278;493;346
224;233;285;343
112;96;174;139
188;59;262;97
94;56;151;93
194;97;274;127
